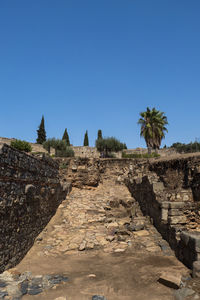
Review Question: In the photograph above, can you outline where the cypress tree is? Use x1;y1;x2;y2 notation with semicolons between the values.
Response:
62;128;70;146
83;130;89;146
36;115;46;144
97;129;102;140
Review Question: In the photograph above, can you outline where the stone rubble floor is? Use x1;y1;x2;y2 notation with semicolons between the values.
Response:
2;180;200;300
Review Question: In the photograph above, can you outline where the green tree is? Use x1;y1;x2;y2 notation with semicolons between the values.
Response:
138;107;168;154
11;139;32;152
43;138;74;157
97;129;102;140
36;115;46;144
62;128;70;146
83;130;89;146
95;137;126;157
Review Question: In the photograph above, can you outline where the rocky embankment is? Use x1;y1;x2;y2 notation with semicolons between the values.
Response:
0;174;196;300
1;154;200;299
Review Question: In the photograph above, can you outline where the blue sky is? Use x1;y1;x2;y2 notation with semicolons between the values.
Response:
0;0;200;148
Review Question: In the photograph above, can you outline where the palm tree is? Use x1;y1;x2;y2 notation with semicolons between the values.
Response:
138;107;168;154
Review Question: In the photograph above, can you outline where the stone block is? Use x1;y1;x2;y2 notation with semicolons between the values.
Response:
152;182;164;192
182;194;189;201
168;209;183;216
161;209;168;222
133;230;149;237
168;216;187;225
169;202;186;209
180;232;190;245
158;271;182;289
161;202;170;209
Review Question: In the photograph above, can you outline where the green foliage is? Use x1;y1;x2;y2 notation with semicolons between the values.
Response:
83;130;89;146
96;137;126;157
62;128;70;146
36;115;46;144
60;161;70;169
171;142;200;153
10;139;32;152
43;138;55;153
60;162;68;169
56;146;74;157
43;138;74;157
138;107;168;153
123;143;127;149
97;129;102;140
122;152;160;158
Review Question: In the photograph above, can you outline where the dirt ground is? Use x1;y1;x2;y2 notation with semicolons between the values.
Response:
14;246;188;300
10;181;191;300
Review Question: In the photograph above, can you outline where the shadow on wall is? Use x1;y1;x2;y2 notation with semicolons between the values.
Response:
0;144;71;273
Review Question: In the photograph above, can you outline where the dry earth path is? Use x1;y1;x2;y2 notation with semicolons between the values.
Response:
3;179;194;300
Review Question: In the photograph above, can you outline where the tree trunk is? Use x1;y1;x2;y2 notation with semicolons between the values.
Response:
148;146;152;155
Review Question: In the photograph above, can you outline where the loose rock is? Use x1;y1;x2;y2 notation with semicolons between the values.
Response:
158;271;182;289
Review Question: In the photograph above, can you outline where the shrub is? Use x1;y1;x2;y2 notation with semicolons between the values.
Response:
171;142;200;153
43;138;74;157
10;139;32;152
96;137;126;157
56;146;74;157
122;152;160;159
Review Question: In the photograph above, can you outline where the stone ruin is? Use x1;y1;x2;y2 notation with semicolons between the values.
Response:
1;143;200;298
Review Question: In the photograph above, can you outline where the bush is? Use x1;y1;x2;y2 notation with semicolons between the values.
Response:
10;139;32;152
43;138;74;157
171;142;200;153
56;146;74;157
96;137;126;157
122;152;160;159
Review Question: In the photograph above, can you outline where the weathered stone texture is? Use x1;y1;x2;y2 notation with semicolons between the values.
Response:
2;151;200;274
57;155;200;271
125;155;200;269
58;157;133;188
0;144;70;273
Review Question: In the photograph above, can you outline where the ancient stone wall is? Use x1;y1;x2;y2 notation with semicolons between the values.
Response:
0;136;177;158
126;155;200;269
0;144;70;272
57;157;142;188
58;155;200;271
72;146;99;158
123;147;177;157
2;149;200;273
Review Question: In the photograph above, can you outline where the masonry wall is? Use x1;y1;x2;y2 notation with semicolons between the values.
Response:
0;144;70;273
0;136;178;159
2;150;200;273
57;157;143;188
126;155;200;268
58;155;200;269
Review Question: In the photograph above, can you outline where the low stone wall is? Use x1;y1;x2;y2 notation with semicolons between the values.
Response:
126;155;200;269
0;137;178;158
123;147;177;157
72;146;99;158
0;144;70;273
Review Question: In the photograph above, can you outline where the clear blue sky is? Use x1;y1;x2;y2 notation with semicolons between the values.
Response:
0;0;200;148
